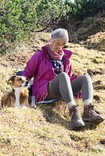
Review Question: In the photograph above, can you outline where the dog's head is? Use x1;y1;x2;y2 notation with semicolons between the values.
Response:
8;75;29;88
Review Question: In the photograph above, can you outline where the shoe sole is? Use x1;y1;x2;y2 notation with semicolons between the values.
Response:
83;118;104;125
94;118;104;125
70;125;85;131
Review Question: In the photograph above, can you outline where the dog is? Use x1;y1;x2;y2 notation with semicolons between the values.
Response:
1;75;30;108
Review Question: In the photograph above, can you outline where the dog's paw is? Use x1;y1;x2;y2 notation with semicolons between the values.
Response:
15;106;20;108
21;105;28;109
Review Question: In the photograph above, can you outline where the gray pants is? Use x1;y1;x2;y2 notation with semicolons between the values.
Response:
46;72;93;103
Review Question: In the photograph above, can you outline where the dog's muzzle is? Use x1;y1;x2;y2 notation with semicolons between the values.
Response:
21;80;30;87
21;79;33;89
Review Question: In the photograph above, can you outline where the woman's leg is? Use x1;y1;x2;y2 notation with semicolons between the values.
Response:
46;72;75;105
71;74;103;123
46;72;85;130
71;74;93;104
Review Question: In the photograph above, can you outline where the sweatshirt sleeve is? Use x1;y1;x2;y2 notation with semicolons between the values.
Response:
22;51;41;79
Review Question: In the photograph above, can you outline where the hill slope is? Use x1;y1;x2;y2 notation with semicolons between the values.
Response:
0;32;105;156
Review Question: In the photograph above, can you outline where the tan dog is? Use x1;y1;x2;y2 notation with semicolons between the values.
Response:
1;75;30;108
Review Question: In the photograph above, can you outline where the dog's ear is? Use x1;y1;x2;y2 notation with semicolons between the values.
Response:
8;75;16;82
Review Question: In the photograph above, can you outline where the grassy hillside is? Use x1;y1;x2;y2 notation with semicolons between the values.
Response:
0;32;105;156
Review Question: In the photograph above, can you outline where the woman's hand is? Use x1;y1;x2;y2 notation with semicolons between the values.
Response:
77;71;82;77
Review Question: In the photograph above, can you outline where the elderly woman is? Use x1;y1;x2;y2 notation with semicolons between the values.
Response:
22;28;103;130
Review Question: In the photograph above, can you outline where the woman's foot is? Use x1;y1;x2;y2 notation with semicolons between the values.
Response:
69;105;85;130
83;104;104;124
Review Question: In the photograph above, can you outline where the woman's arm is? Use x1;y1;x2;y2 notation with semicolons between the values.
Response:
22;51;41;79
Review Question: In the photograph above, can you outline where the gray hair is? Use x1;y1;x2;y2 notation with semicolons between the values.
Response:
51;28;69;44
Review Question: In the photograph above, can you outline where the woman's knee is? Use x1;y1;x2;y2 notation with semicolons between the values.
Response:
59;72;70;81
81;74;91;82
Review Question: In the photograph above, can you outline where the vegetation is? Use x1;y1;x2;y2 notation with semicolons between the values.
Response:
0;0;105;53
0;0;105;155
0;31;105;155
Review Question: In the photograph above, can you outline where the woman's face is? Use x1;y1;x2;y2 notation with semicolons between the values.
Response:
49;38;65;53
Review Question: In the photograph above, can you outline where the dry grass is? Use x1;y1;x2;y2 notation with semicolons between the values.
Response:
0;31;105;156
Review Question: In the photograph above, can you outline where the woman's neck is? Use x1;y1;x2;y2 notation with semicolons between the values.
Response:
47;44;64;61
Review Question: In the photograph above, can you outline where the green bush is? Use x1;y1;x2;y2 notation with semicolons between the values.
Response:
0;0;38;53
0;0;105;53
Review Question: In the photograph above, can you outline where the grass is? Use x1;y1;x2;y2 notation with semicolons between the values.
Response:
0;107;105;156
0;31;105;156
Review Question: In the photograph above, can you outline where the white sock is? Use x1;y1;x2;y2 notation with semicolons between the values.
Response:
83;99;92;106
67;101;76;108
